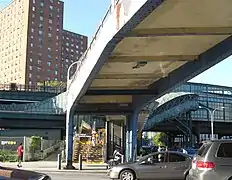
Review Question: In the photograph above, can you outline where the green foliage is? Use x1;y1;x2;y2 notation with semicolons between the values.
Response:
0;150;17;162
152;132;168;146
37;81;65;87
30;136;41;153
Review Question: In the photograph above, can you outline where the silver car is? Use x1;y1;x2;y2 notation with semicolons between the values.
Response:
188;140;232;180
108;151;191;180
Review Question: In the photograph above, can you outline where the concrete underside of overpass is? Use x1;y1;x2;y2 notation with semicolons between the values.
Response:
76;0;232;116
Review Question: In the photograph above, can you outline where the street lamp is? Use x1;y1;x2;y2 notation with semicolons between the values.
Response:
67;61;81;87
199;106;225;140
65;60;81;169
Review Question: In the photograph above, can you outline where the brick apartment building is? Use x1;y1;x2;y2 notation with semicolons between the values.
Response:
0;0;87;86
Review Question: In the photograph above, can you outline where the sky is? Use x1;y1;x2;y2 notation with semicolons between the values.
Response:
0;0;232;87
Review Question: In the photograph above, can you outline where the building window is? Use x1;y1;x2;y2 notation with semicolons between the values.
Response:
31;28;34;32
32;6;35;11
40;16;44;21
47;62;51;66
30;43;33;47
40;2;44;7
48;55;52;59
50;0;54;3
29;58;32;62
39;30;43;35
49;6;53;10
38;38;43;45
29;66;32;70
33;0;35;3
48;47;52;52
29;73;32;78
48;33;52;38
49;19;52;24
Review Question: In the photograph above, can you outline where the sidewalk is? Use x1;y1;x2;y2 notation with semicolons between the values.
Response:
2;161;108;173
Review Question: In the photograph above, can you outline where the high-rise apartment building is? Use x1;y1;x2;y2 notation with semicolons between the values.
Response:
0;0;87;85
61;30;87;81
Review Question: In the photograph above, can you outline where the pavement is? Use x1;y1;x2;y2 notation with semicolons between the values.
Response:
2;161;108;173
47;172;109;180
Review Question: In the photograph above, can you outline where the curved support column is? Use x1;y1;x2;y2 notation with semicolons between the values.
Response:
64;108;75;169
126;110;139;162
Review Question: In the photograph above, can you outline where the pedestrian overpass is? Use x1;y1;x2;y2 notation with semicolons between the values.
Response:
0;0;232;168
65;0;232;167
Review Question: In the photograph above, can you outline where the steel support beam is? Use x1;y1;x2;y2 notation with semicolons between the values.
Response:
128;27;232;37
86;89;157;95
108;55;197;62
74;103;133;115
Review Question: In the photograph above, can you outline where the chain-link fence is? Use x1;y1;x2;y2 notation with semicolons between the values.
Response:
24;137;64;161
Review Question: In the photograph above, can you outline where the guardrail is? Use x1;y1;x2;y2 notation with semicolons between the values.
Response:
68;1;120;87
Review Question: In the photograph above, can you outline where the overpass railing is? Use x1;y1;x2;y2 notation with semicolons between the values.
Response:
68;1;120;88
0;84;66;94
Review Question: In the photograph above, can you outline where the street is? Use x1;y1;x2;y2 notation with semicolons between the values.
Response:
47;172;109;180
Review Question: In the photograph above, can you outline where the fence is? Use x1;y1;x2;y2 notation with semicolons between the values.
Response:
0;136;64;162
0;137;23;162
24;137;64;161
0;84;66;94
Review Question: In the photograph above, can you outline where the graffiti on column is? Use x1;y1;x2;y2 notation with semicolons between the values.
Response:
116;3;121;30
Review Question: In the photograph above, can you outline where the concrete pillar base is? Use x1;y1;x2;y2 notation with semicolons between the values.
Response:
64;161;76;170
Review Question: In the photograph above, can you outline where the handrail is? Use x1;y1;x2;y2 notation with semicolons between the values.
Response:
68;1;120;88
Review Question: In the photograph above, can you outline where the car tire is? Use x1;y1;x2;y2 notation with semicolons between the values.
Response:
119;170;135;180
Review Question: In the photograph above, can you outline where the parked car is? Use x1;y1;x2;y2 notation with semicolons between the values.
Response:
0;166;51;180
188;139;232;180
108;151;192;180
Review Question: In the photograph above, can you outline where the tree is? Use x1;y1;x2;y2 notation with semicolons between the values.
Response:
152;132;168;147
37;81;65;87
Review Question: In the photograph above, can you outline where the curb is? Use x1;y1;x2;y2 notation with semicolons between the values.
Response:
31;169;108;174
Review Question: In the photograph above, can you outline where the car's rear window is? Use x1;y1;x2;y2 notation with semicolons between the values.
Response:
217;143;232;158
197;142;212;157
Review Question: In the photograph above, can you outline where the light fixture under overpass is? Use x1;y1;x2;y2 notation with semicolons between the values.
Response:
132;61;147;69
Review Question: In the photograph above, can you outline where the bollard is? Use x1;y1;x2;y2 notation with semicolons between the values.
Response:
121;155;124;164
57;153;61;170
79;154;82;170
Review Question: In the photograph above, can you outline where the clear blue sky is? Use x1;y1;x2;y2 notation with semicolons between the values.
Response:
0;0;231;87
